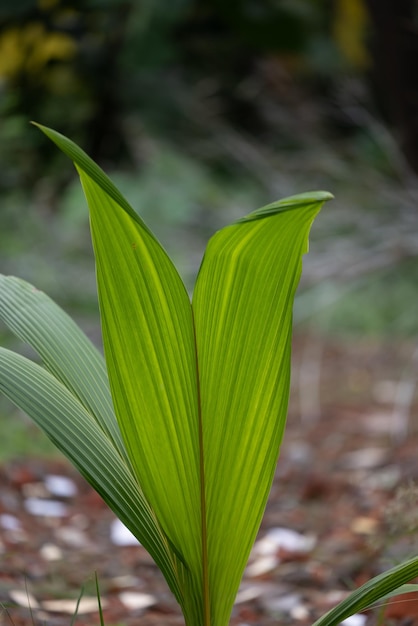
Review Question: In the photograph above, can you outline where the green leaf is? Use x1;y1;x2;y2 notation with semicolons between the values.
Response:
32;123;331;626
34;123;203;625
0;275;126;461
312;556;418;626
193;191;332;626
376;583;418;604
0;347;183;604
70;583;85;626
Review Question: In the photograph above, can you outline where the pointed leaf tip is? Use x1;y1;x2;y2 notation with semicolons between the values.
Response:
32;122;154;237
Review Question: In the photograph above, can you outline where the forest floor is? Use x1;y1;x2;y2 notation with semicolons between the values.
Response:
1;333;418;626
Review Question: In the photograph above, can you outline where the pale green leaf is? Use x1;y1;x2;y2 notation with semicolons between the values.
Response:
0;347;184;604
192;191;332;626
312;556;418;626
35;124;202;625
0;274;125;460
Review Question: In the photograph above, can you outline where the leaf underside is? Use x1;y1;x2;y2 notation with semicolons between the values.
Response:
0;346;183;602
0;277;184;604
0;275;125;459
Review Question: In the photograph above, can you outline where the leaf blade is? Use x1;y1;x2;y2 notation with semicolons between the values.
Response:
36;124;203;625
0;347;183;604
193;192;332;626
0;274;125;459
312;556;418;626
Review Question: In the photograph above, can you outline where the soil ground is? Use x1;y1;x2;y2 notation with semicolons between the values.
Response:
1;333;418;626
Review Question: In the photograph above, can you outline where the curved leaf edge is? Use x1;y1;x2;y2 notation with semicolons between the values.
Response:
239;191;333;223
312;556;418;626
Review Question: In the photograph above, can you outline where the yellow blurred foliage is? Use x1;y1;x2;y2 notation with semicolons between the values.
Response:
37;0;60;9
333;0;370;68
0;22;77;80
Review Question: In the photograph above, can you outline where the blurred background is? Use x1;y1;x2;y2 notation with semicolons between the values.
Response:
1;0;418;452
1;2;418;624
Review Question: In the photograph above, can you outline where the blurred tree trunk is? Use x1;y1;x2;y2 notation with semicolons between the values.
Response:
365;0;418;174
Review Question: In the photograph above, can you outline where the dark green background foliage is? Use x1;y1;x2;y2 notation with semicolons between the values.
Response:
0;0;393;190
0;0;418;342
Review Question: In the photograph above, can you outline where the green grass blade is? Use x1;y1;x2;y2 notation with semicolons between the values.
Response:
0;347;183;605
192;191;332;626
36;124;202;625
311;556;418;626
70;583;84;626
24;579;36;626
0;274;126;460
94;573;105;626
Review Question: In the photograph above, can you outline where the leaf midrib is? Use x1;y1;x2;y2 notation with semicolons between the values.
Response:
193;309;210;626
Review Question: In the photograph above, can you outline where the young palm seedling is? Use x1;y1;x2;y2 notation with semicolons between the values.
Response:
1;125;418;626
